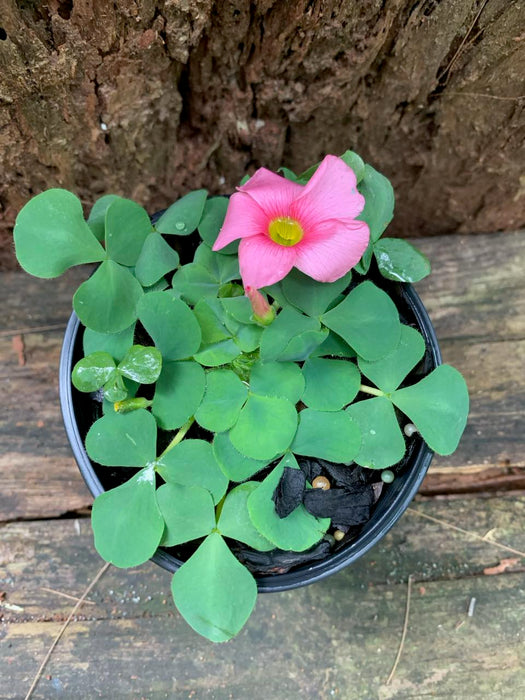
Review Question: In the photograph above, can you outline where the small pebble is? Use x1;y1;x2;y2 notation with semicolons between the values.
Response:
404;423;418;437
381;470;395;483
333;530;345;541
312;475;331;490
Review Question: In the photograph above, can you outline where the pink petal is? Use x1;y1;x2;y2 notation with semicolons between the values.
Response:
291;155;365;233
212;191;269;250
239;235;297;289
240;168;304;220
294;220;370;282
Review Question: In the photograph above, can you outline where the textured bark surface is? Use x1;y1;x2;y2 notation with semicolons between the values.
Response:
1;0;524;268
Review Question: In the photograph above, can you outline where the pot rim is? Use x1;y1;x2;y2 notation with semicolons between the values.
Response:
60;280;441;593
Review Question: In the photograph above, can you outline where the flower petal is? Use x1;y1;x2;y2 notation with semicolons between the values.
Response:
241;168;304;220
239;235;297;289
213;191;268;251
291;155;365;232
294;220;370;282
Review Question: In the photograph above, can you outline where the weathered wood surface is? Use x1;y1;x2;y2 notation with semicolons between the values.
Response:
1;498;524;698
1;232;524;522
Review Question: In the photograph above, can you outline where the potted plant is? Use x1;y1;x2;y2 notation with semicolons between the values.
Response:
13;152;469;642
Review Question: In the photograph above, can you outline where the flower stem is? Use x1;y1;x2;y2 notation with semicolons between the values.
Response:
159;417;195;458
359;384;385;397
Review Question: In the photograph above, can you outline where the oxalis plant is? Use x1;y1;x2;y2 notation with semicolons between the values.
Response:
14;151;469;642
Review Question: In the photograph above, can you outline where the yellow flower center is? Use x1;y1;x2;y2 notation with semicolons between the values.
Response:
268;217;304;246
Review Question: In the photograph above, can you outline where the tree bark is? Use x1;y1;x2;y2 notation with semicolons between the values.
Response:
1;0;524;269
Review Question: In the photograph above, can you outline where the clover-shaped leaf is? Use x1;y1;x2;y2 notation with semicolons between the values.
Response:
340;150;366;182
212;432;271;482
118;345;162;384
249;361;305;404
83;324;135;362
218;483;274;551
73;260;144;333
87;194;120;242
321;281;400;361
302;358;360;411
155;190;208;235
137;291;201;361
171;532;257;643
195;369;248;432
172;263;220;305
346;397;406;469
156;439;228;504
247;454;330;551
357;164;394;243
85;408;157;467
194;340;242;367
260;307;327;362
92;465;164;568
14;189;106;278
230;394;297;460
391;365;469;455
105;198;152;266
193;243;239;283
310;331;356;359
281;269;352;317
135;232;180;287
72;352;117;393
157;483;216;547
358;325;426;393
198;196;238;253
374;238;431;283
193;298;231;345
291;408;361;463
152;361;205;430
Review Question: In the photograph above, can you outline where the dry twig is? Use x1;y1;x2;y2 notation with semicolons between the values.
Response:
385;574;413;685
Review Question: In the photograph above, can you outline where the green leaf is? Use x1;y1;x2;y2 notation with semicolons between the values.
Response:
135;232;180;287
358;325;426;393
247;454;330;551
260;307;324;362
193;339;242;367
152;361;205;430
193;243;239;283
156;439;228;504
102;372;128;402
172;263;220;305
278;166;299;182
198;196;238;254
281;269;352;317
354;240;374;276
346;397;406;468
321;281;400;361
92;465;164;567
302;358;360;411
310;331;356;359
83;324;135;362
171;532;257;642
249;361;305;404
73;260;144;333
118;345;162;384
374;238;431;283
85;408;157;467
14;189;106;278
357;164;395;242
218;483;275;551
137;291;201;361
193;298;231;345
157;483;216;547
156;190;208;235
230;394;297;460
340;150;366;182
87;194;120;241
391;365;469;455
104;198;152;266
220;296;255;325
213;432;271;482
291;408;361;463
72;352;117;393
195;369;248;432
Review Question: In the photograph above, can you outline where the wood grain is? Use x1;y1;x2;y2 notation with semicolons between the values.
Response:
1;498;524;699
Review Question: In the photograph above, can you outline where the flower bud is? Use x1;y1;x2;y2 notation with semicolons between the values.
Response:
245;286;275;325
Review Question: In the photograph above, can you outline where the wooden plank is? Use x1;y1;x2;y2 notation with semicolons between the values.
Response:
1;498;524;698
1;232;524;521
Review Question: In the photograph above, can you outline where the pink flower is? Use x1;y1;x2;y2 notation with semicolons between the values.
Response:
212;155;369;289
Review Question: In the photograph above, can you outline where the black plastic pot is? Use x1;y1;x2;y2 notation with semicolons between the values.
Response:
60;277;441;593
